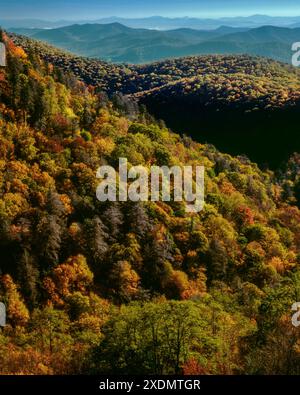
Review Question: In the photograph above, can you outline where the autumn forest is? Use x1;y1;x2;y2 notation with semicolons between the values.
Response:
0;28;300;376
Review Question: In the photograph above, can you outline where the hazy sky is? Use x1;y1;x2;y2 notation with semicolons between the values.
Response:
1;0;300;20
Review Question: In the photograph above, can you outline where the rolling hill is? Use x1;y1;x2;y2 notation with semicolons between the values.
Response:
8;23;300;63
9;23;249;63
10;33;300;168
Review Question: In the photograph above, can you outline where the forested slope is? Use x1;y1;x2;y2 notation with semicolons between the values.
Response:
11;34;300;167
0;32;300;375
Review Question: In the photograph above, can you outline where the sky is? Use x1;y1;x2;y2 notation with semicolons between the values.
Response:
1;0;300;20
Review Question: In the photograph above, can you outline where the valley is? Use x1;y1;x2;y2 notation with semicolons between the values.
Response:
11;33;300;168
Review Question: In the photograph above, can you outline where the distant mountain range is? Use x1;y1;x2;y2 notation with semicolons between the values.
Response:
8;23;300;64
3;14;300;30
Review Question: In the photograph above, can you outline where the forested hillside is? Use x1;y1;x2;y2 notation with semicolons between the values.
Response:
1;31;300;375
11;33;300;167
10;33;300;95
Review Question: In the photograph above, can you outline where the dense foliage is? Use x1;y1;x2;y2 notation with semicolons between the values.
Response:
0;32;300;375
10;34;300;167
11;33;300;96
